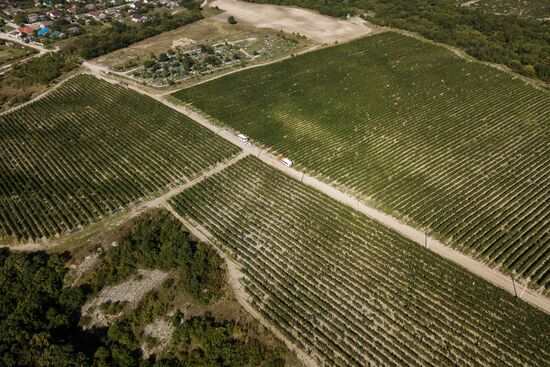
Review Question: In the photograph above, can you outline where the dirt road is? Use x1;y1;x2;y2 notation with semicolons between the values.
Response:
6;66;550;315
149;94;550;315
209;0;371;43
0;32;59;55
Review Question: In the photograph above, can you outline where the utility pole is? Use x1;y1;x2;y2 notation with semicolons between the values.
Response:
301;172;305;183
424;234;428;248
512;277;518;297
356;198;359;211
257;149;262;158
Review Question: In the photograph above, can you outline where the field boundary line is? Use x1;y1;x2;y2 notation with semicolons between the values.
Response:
0;71;84;117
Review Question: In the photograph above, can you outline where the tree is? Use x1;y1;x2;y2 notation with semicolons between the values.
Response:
228;16;237;24
158;53;169;62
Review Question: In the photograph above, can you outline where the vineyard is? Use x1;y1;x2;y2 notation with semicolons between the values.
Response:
172;32;550;290
0;75;240;241
171;156;550;367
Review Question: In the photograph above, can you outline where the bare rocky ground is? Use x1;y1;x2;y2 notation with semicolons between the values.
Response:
141;318;175;358
70;252;100;285
81;269;169;328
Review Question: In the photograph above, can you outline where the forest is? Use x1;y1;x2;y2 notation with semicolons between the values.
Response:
0;210;288;366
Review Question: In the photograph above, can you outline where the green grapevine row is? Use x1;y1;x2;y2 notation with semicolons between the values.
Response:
172;32;550;289
171;156;550;367
0;75;240;240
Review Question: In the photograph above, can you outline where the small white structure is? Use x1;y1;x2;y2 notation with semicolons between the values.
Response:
282;158;293;167
237;133;248;142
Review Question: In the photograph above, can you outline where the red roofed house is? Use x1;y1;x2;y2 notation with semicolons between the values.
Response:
18;26;34;35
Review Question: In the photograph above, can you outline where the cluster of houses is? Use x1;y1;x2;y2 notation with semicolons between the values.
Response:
1;0;180;41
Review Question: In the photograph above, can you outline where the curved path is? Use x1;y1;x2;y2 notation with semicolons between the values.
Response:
0;32;59;54
167;208;318;367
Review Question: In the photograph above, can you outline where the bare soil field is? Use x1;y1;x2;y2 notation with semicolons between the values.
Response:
209;0;372;43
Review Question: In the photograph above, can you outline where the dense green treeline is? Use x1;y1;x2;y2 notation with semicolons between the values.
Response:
158;315;286;366
89;210;224;304
0;210;288;366
244;0;550;82
65;11;204;60
11;53;78;85
0;249;93;366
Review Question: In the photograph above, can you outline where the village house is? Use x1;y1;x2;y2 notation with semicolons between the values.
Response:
26;13;39;23
37;27;49;36
131;13;146;22
25;22;43;31
48;10;61;20
66;26;81;35
4;5;21;17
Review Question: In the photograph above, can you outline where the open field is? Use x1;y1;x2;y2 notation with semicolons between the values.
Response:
173;31;550;290
0;42;37;66
0;74;240;241
209;0;372;43
171;156;550;367
93;16;311;83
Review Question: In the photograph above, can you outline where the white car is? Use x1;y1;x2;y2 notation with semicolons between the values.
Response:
282;158;293;167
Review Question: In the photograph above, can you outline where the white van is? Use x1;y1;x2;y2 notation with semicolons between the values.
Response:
282;158;293;167
237;133;248;142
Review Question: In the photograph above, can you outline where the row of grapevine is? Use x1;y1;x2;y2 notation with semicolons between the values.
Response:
0;75;240;241
170;157;550;367
172;32;550;289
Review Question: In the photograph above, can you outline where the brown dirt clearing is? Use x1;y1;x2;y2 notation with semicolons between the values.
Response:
209;0;372;43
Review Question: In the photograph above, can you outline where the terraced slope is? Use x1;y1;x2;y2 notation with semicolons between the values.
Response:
0;75;240;241
172;32;550;290
171;157;550;367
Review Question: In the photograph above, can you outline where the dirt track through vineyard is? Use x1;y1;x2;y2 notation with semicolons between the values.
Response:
6;66;550;316
161;100;550;315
